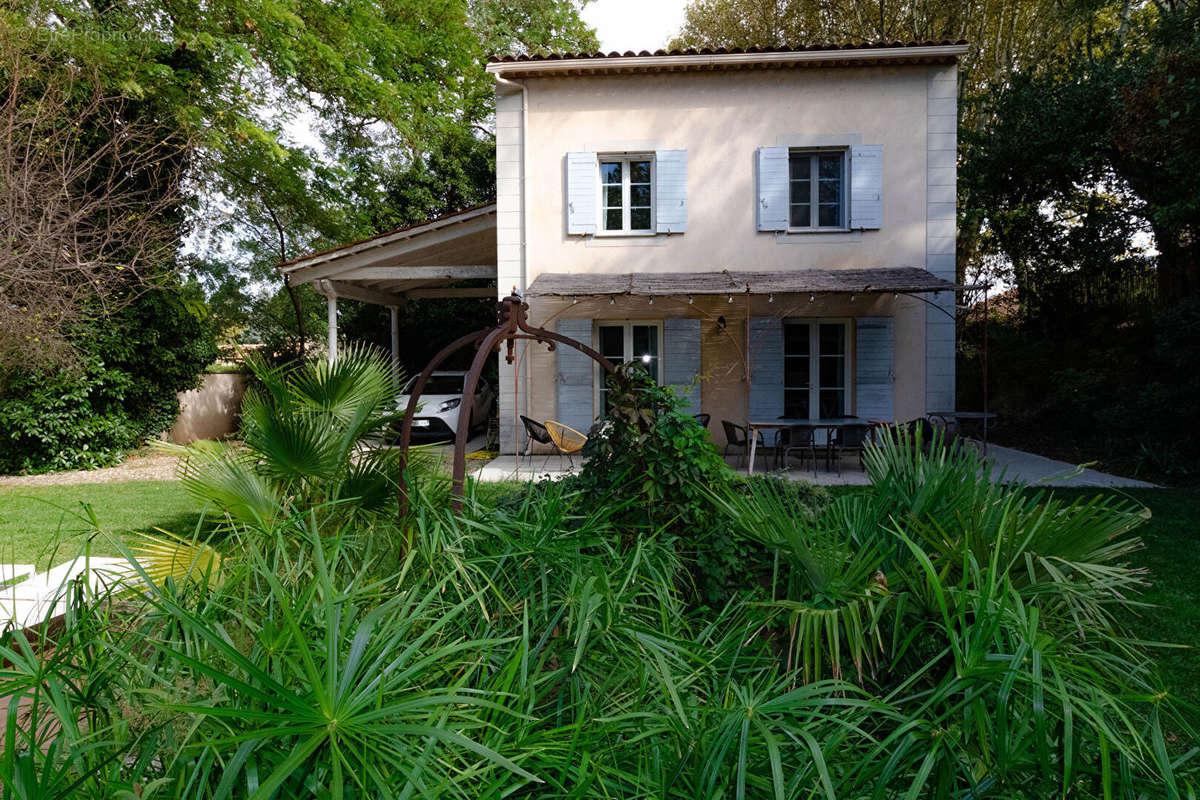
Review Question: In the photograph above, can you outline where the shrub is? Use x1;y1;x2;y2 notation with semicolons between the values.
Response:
0;282;217;473
573;362;732;531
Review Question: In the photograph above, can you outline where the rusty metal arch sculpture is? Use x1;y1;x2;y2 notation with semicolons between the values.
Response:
397;294;616;516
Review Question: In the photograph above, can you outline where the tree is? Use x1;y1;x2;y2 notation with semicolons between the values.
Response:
962;4;1200;306
0;23;191;372
670;0;1105;103
179;0;597;357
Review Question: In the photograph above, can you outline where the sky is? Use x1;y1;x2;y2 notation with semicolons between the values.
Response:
580;0;690;52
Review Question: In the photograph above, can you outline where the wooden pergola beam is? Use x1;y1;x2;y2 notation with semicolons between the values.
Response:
337;265;495;281
403;286;497;299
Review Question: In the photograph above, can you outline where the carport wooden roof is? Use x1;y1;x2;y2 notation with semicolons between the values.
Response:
277;204;498;305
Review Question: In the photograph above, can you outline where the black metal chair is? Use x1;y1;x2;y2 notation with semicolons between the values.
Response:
895;417;936;453
693;413;711;430
776;425;817;474
829;422;872;475
520;415;561;471
721;420;765;468
926;412;961;441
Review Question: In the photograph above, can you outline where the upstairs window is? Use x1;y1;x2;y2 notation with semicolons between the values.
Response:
600;156;654;233
789;150;846;230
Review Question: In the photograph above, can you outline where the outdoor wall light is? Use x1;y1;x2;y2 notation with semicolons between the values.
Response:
768;293;774;303
610;296;616;304
688;295;694;304
717;315;727;329
809;294;815;302
727;295;733;303
648;296;654;304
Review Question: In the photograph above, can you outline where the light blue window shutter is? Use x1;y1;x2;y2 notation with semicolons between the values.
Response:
555;318;595;433
565;152;597;235
748;317;784;420
663;318;701;411
849;145;883;229
756;146;789;232
655;150;687;233
855;316;894;422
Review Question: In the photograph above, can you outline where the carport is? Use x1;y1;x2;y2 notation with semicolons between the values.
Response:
276;204;499;370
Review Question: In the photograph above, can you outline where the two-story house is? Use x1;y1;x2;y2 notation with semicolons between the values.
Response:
279;41;966;454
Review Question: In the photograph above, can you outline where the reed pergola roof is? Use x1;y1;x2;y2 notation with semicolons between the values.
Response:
526;268;961;298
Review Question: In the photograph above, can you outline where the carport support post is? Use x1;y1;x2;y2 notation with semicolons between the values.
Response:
326;292;338;362
389;306;400;383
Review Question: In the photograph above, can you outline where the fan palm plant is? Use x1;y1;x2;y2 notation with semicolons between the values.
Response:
714;426;1192;796
168;345;409;530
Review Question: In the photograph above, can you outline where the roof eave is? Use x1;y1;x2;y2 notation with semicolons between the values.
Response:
278;204;497;273
486;44;969;77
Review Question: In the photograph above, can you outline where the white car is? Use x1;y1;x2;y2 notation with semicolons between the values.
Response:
398;371;495;442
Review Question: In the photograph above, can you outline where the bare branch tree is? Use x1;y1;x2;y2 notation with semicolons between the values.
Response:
0;27;191;373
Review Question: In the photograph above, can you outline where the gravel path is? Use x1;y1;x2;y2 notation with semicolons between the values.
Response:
0;450;182;487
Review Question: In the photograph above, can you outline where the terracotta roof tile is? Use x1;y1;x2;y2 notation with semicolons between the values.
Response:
487;40;968;63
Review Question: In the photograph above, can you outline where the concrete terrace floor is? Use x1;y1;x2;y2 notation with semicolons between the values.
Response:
471;440;1157;488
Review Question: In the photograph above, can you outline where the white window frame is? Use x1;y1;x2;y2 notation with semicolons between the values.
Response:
783;318;852;418
787;149;849;233
593;320;664;410
596;154;656;236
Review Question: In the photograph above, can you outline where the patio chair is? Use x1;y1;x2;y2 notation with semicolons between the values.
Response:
829;422;872;475
693;413;711;430
545;420;588;470
776;425;817;474
520;415;556;470
897;417;937;453
721;420;765;468
926;412;961;441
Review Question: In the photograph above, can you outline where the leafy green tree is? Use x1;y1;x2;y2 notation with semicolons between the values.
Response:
171;0;597;354
963;4;1200;305
671;0;1106;101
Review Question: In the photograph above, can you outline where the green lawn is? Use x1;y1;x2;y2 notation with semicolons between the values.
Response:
0;481;212;569
1088;488;1200;712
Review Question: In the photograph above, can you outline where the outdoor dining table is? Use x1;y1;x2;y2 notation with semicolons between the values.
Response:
746;417;865;474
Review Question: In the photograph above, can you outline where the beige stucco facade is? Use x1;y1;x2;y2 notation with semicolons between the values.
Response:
520;67;929;279
492;52;958;451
